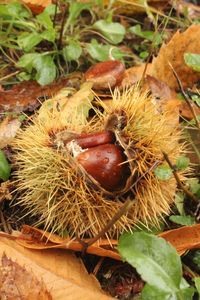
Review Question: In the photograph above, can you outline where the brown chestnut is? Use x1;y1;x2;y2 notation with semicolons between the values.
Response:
77;143;125;191
84;60;125;90
75;131;114;149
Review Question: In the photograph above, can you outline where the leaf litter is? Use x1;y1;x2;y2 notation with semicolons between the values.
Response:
0;1;200;299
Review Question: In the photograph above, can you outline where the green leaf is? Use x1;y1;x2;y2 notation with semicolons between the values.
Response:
0;150;11;181
154;164;173;180
118;232;182;293
191;94;200;106
17;53;39;72
184;53;200;72
36;11;53;30
86;39;124;61
194;277;200;294
17;53;56;85
0;2;31;18
176;156;190;170
40;30;56;43
188;178;200;195
68;2;92;27
129;24;162;46
141;284;171;300
17;32;42;52
33;55;56;85
93;20;126;44
174;193;184;215
44;4;57;15
63;41;82;62
169;215;196;226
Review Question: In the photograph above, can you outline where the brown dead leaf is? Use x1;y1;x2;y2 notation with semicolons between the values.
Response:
121;63;152;87
4;223;200;261
159;224;200;255
179;100;200;120
0;236;113;300
17;225;121;261
151;25;200;89
0;117;21;149
0;78;69;113
21;0;51;14
0;253;52;300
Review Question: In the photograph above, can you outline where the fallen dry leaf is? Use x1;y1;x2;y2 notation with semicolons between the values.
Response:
15;224;200;259
159;224;200;255
0;78;69;113
0;253;52;300
0;235;113;300
17;225;121;261
151;25;200;89
0;117;21;149
121;63;152;87
21;0;51;14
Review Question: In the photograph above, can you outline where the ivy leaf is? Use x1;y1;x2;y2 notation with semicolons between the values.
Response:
154;164;173;180
184;53;200;72
169;215;196;226
63;41;82;62
118;232;182;294
176;156;190;170
17;32;42;52
93;20;126;44
86;39;124;61
33;55;56;85
0;150;11;181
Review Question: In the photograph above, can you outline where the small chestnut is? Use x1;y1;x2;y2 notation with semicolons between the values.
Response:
84;60;125;90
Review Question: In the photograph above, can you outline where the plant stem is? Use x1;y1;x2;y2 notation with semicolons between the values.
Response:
169;62;200;130
163;152;198;203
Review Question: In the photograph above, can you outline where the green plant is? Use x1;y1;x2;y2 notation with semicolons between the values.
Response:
118;231;196;299
0;1;130;86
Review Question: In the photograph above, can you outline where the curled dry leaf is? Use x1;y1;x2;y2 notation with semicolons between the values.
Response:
0;117;21;149
15;224;200;260
151;25;200;89
17;225;121;261
159;224;200;255
0;235;113;299
0;253;52;300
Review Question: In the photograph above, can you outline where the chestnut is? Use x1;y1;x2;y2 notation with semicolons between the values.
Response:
77;143;125;191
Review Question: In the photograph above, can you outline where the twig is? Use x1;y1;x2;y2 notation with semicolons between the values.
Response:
57;7;68;50
163;152;198;203
168;62;200;130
